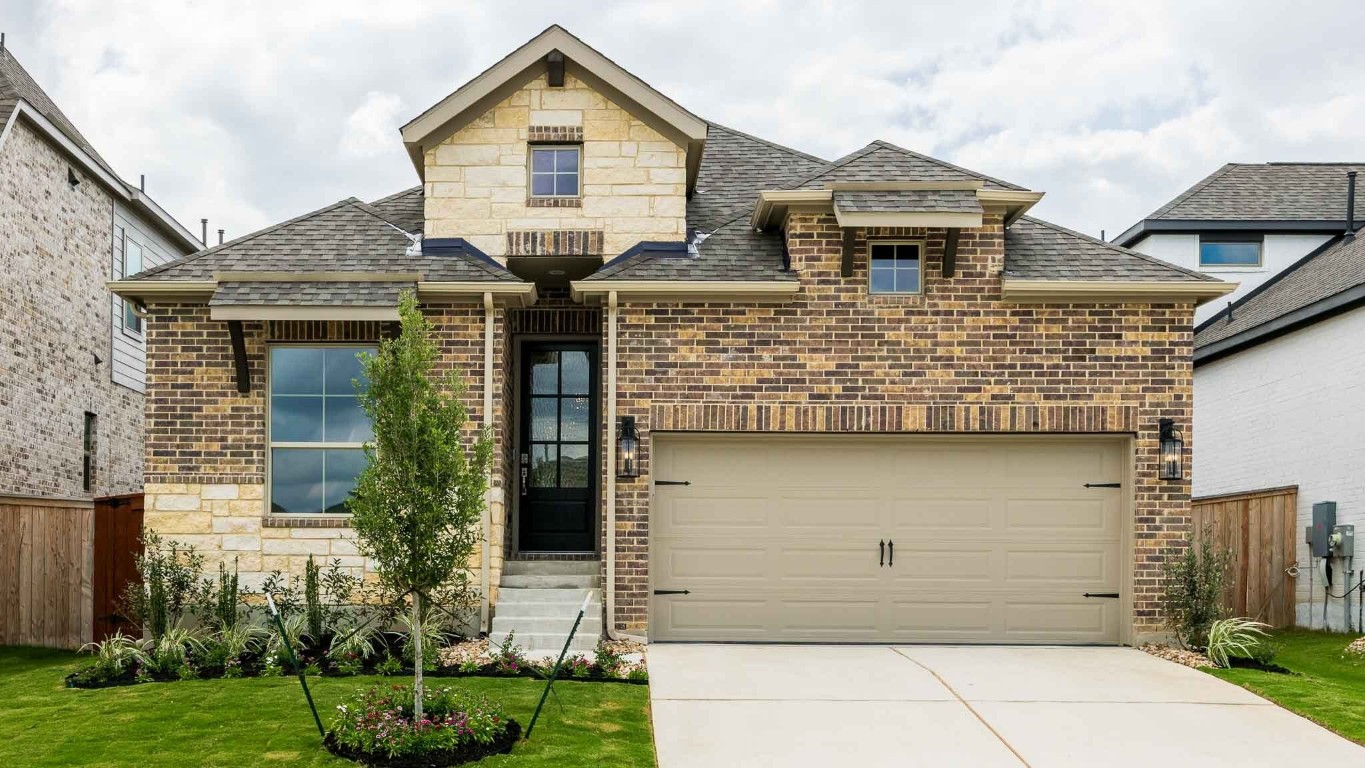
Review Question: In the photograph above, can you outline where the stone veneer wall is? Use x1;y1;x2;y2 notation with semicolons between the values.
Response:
606;210;1195;639
142;304;508;598
0;119;144;500
422;73;687;258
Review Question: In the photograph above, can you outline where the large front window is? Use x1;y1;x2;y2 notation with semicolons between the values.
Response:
269;346;375;515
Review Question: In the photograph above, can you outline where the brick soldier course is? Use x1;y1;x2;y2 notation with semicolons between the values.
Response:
114;25;1231;645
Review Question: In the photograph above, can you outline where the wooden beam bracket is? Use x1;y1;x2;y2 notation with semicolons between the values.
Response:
943;228;961;278
841;228;856;277
226;320;250;394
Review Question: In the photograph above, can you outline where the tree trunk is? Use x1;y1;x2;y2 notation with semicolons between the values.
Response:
412;592;424;721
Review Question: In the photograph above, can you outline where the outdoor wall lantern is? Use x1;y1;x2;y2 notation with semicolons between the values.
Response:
1158;418;1184;481
617;416;640;479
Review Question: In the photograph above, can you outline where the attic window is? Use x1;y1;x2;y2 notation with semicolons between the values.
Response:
1199;236;1262;268
869;241;923;294
530;146;581;198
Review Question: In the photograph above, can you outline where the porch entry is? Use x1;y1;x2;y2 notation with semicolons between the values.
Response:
518;341;598;552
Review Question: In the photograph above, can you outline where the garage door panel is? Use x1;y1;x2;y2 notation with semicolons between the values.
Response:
652;436;1125;644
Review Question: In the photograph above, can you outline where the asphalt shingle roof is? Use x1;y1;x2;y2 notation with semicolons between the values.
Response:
793;141;1025;192
369;186;425;232
210;280;414;307
1004;217;1220;282
688;123;829;231
130;198;520;283
584;218;795;281
1145;163;1365;222
833;188;983;214
0;48;119;181
1195;233;1365;349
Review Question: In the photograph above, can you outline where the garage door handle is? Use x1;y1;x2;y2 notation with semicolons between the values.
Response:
888;540;894;567
879;539;885;567
1083;592;1120;598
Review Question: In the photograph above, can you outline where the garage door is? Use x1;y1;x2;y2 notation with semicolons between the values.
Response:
651;435;1126;644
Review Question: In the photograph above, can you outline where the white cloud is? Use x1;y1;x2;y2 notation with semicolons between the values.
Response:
6;0;1365;242
340;91;406;159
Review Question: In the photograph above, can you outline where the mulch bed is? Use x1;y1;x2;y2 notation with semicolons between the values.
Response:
322;719;520;767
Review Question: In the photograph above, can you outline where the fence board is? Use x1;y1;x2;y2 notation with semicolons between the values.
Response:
1191;486;1298;627
0;501;96;649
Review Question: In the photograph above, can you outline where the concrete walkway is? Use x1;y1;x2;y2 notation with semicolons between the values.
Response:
649;644;1365;767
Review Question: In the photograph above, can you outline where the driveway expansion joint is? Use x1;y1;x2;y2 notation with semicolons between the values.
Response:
892;647;1033;768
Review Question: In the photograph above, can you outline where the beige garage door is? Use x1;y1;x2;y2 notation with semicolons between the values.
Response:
651;435;1126;644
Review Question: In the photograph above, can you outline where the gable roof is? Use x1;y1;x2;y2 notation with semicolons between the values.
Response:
792;141;1025;192
1116;163;1365;246
126;197;519;283
0;46;200;252
688;123;829;231
401;25;708;186
1194;232;1365;362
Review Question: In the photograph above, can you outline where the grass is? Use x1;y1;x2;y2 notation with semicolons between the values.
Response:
1207;628;1365;745
0;646;656;767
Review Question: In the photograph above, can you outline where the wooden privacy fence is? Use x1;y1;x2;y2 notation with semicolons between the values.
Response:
1191;486;1298;627
0;498;95;649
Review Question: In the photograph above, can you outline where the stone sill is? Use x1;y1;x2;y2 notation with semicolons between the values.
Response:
263;515;351;529
526;197;582;208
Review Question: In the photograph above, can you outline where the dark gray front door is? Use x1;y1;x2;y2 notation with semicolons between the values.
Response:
519;343;597;552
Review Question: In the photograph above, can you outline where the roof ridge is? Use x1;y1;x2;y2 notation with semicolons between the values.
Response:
350;198;417;234
867;139;1025;191
132;198;360;279
370;185;422;206
779;141;883;190
1017;215;1219;282
1146;163;1237;220
705;122;829;166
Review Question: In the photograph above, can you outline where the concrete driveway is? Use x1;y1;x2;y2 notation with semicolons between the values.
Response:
649;644;1365;767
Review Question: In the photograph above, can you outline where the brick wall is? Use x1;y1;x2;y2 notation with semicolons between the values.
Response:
423;73;687;258
606;210;1195;638
0;118;142;499
142;304;506;595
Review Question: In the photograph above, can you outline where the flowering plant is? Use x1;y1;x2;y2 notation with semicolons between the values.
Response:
329;683;512;759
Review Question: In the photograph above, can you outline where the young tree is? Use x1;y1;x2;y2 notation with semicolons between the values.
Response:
348;292;492;719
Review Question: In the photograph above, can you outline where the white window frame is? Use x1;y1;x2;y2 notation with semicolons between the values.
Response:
121;233;144;338
527;145;582;198
868;239;925;295
266;342;375;517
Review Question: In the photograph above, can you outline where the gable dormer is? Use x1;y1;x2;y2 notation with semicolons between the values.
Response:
400;26;707;279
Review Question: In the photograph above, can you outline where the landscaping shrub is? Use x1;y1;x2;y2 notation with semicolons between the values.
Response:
1161;529;1232;650
118;531;205;641
325;683;518;767
70;631;149;686
489;632;528;676
1206;617;1271;669
594;641;625;678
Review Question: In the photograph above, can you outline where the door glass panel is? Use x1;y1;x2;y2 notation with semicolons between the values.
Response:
561;351;589;395
560;444;589;488
531;351;559;394
529;444;558;487
561;397;590;441
531;397;558;440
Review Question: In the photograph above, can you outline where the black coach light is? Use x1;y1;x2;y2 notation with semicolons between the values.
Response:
1158;418;1184;481
617;416;640;479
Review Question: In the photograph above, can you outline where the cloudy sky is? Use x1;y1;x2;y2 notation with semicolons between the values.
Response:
5;0;1364;244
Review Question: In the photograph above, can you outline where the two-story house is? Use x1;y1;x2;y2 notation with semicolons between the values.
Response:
0;40;199;648
112;26;1232;650
1121;164;1365;631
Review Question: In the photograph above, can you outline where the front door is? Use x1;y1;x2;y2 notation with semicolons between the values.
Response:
519;342;597;552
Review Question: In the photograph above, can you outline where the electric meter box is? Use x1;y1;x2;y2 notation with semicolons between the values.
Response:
1332;525;1355;559
1311;502;1337;557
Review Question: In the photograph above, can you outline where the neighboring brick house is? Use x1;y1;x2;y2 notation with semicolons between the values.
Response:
0;40;198;647
113;26;1232;649
1123;171;1365;632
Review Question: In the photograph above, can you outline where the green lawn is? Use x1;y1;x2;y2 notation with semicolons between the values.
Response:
0;646;655;767
1208;628;1365;745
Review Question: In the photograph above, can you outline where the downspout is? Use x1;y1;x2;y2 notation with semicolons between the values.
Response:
605;290;619;640
481;292;494;635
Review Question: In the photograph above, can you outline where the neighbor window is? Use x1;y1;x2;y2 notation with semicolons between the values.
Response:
869;241;923;294
83;412;96;492
269;346;375;515
529;146;581;197
1199;236;1262;267
123;236;143;333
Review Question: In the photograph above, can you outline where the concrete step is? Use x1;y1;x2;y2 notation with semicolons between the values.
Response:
489;628;601;654
495;587;600;606
495;595;601;618
504;560;599;576
500;573;599;589
491;615;603;636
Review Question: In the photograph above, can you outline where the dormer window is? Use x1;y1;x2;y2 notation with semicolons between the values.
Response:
869;241;923;294
530;146;581;198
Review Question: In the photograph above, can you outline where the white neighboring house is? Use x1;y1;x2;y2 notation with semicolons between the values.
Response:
1119;163;1365;631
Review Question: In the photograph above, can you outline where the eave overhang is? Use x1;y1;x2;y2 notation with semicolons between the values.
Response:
400;25;708;191
571;279;799;304
1114;218;1352;248
750;184;1043;230
108;277;539;308
1000;278;1238;306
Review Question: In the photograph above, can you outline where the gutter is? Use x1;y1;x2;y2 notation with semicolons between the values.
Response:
571;279;798;304
605;290;620;641
481;292;495;635
108;279;539;307
1000;278;1236;306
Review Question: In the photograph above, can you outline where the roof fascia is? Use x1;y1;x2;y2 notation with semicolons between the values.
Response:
571;279;799;304
1001;278;1237;306
209;305;400;322
1118;218;1348;247
1195;283;1365;365
833;210;983;229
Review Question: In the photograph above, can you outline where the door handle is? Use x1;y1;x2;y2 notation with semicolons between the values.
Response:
879;539;885;567
888;540;894;567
